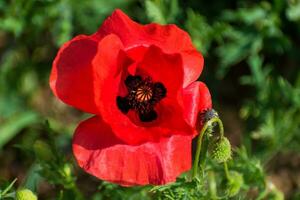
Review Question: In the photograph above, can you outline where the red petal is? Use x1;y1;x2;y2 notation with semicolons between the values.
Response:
97;45;193;145
136;45;183;99
95;9;203;87
50;34;128;114
136;45;193;134
197;82;212;112
183;81;212;129
50;35;99;114
73;116;192;186
181;51;204;87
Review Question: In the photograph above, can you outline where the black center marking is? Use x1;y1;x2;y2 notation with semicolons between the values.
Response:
116;75;166;122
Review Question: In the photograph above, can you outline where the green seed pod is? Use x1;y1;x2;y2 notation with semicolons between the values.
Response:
209;137;231;163
16;188;38;200
226;171;244;197
33;140;54;161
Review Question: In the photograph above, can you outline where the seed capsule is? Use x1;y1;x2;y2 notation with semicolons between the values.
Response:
209;137;231;163
226;171;244;197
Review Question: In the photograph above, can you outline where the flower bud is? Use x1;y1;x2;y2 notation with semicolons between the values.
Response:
209;137;231;163
63;163;72;177
16;188;38;200
226;171;244;197
33;140;54;161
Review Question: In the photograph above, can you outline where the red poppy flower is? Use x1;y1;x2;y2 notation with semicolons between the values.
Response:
50;9;212;186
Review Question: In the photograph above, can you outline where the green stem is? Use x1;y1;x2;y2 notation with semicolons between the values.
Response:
192;122;209;178
2;192;15;199
208;171;218;200
192;117;225;178
1;178;17;196
198;133;210;175
223;162;230;181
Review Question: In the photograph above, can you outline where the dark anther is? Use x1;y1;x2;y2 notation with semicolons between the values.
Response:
139;110;157;122
152;82;167;102
116;96;130;114
125;75;142;90
116;75;167;122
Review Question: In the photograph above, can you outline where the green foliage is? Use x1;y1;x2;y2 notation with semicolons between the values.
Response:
0;112;38;149
145;0;180;24
286;0;300;21
35;122;84;200
0;178;17;199
240;54;300;161
150;177;210;200
226;171;244;197
94;182;151;200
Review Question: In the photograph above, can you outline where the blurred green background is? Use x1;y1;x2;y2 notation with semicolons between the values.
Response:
0;0;300;199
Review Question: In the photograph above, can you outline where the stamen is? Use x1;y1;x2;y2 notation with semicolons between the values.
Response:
125;75;142;90
152;82;166;102
116;96;130;114
117;75;167;122
139;110;157;122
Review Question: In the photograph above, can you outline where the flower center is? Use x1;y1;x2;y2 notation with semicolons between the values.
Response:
135;85;153;102
116;75;167;122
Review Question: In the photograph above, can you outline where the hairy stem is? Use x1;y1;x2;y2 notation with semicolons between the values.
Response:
192;117;225;178
223;162;230;181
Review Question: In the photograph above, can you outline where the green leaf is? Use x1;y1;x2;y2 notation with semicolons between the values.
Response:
1;178;17;196
0;112;38;149
23;164;42;192
286;0;300;21
145;0;166;24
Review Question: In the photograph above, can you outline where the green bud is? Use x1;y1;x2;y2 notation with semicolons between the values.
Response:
226;171;244;197
16;188;38;200
209;137;231;163
33;140;53;161
63;163;72;177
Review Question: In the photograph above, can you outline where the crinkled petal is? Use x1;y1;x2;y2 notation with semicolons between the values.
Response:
50;34;129;114
95;9;203;87
73;116;192;186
